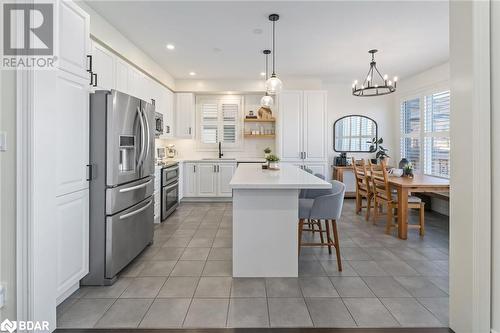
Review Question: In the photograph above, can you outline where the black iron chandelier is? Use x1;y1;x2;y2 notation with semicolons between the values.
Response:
352;49;397;97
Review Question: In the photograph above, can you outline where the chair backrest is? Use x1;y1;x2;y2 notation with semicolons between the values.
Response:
352;158;370;193
309;180;346;220
368;159;392;201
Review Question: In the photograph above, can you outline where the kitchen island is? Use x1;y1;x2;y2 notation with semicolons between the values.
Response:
229;164;331;277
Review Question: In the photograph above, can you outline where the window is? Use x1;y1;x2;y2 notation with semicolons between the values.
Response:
197;95;242;149
400;90;450;178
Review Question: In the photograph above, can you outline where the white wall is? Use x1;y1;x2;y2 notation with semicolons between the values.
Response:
491;0;500;331
0;70;16;321
76;1;175;90
323;82;395;167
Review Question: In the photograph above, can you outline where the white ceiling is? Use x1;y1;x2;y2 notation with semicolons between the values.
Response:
85;1;449;81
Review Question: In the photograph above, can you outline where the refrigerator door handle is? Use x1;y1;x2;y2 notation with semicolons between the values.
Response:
119;179;152;193
142;107;151;166
137;107;146;168
119;199;152;220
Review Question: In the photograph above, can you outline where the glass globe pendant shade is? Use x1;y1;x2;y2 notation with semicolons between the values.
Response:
260;94;274;108
265;74;283;95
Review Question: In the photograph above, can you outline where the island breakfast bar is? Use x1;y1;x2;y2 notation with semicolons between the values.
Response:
229;164;332;277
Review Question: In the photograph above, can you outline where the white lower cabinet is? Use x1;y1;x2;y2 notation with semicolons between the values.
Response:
217;163;237;197
198;164;218;197
183;162;236;198
56;189;89;299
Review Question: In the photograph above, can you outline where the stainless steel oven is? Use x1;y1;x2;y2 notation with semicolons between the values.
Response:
161;162;179;220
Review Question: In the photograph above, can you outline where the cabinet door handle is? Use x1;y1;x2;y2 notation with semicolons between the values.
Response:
188;127;192;135
213;165;216;173
193;165;196;173
166;125;170;134
93;73;98;87
304;151;307;159
89;72;93;86
217;165;220;173
86;164;93;181
86;55;93;73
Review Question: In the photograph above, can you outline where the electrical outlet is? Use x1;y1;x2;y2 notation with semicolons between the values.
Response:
0;285;5;309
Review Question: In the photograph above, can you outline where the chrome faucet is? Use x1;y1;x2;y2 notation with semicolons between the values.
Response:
218;142;224;159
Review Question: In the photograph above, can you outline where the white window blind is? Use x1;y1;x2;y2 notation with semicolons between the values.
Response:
197;96;242;149
424;91;450;178
400;97;421;172
200;102;218;144
222;102;238;143
335;116;376;151
400;90;450;178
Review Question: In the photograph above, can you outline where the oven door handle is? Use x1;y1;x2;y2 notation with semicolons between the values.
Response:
119;179;152;193
164;165;179;173
164;181;179;191
119;199;152;220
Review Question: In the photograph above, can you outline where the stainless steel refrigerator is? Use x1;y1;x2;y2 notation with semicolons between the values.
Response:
82;90;155;286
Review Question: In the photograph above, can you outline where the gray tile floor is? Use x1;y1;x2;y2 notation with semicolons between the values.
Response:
57;200;450;329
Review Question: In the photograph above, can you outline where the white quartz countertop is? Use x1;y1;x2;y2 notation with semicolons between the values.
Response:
230;164;332;189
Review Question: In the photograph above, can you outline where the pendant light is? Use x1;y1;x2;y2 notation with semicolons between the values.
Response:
352;49;397;97
265;14;283;95
260;49;274;107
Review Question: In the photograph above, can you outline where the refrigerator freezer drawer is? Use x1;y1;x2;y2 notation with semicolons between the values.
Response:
105;197;154;279
106;176;154;215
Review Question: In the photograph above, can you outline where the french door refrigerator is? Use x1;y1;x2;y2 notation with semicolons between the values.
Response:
83;90;155;285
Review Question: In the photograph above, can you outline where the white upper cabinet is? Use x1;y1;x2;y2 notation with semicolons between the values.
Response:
55;70;90;197
303;91;327;161
58;0;90;79
91;41;115;90
176;93;195;138
278;90;327;163
279;91;303;161
115;58;129;94
163;89;175;138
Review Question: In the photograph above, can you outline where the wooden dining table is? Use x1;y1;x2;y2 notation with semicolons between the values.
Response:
387;174;450;239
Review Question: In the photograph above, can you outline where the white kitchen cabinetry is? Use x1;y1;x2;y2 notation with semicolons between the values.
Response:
176;93;195;138
217;163;237;197
115;58;129;94
183;161;236;198
278;90;328;178
58;0;90;79
56;0;90;302
198;163;218;197
90;41;115;90
184;163;198;197
163;89;175;138
56;189;89;298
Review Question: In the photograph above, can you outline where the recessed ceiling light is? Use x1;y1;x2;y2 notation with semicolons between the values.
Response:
260;72;266;76
166;44;175;50
189;72;196;76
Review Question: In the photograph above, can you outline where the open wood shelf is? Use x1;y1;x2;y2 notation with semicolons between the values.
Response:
244;118;276;123
244;134;276;139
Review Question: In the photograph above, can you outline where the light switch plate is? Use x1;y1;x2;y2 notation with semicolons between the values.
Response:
0;132;6;152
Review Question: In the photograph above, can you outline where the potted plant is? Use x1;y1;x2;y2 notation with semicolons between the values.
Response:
264;147;272;159
266;154;280;169
403;162;414;178
368;137;390;163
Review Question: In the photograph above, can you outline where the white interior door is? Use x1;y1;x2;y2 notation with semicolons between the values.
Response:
55;70;89;196
198;163;217;197
303;91;327;161
217;163;236;197
279;91;303;161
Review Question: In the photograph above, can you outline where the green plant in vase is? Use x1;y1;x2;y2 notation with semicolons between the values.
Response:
264;147;272;159
368;137;390;163
266;154;280;169
403;162;414;178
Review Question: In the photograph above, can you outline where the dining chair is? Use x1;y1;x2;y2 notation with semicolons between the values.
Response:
298;180;346;271
352;158;373;221
301;173;328;240
368;160;425;237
